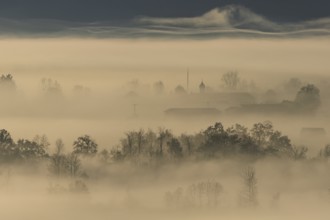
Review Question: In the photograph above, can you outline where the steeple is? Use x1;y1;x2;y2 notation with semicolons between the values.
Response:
199;81;206;93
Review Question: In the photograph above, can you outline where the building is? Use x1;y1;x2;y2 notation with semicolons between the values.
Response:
164;108;221;118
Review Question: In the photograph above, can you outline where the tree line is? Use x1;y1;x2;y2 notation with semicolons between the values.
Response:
1;121;329;170
108;121;310;163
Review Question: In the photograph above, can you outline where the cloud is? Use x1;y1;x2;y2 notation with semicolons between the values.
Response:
137;5;282;32
134;5;330;38
0;5;330;39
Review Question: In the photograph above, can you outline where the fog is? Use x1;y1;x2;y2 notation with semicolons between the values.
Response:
0;37;330;219
1;38;330;144
1;159;330;220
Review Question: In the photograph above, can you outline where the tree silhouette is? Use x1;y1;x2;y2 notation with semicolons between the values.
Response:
0;129;16;161
319;144;330;161
295;84;321;112
174;85;186;95
17;139;47;160
49;139;66;177
153;81;165;95
201;122;229;157
33;134;50;150
121;131;135;157
73;135;98;156
266;131;292;157
157;128;172;157
180;134;194;156
250;121;274;147
222;71;240;90
41;78;62;97
135;129;146;155
284;78;302;93
0;74;16;91
167;138;183;159
66;153;81;178
239;166;258;208
291;145;308;160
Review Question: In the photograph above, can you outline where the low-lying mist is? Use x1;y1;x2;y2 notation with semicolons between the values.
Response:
1;157;330;220
0;37;330;219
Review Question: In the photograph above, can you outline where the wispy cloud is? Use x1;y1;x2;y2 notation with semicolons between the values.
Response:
0;5;330;39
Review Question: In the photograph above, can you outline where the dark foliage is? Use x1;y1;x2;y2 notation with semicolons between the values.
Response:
73;135;98;156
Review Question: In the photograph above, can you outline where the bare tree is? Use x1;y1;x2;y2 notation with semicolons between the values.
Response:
33;134;50;150
49;139;66;178
221;71;240;90
290;145;308;160
41;78;62;96
66;153;81;178
165;180;223;209
239;166;258;208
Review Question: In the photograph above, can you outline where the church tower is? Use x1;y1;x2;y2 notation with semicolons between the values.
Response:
199;81;206;93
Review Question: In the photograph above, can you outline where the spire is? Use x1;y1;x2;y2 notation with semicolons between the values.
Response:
187;68;190;93
199;81;206;93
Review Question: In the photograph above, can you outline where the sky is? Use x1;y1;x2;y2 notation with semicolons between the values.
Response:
0;0;329;22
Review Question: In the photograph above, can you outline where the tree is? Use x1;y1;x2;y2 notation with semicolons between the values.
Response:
135;129;146;155
319;145;330;160
165;180;223;209
167;138;183;159
145;129;157;156
290;145;308;160
66;153;81;178
284;78;302;93
73;135;98;156
239;166;258;208
98;149;111;164
227;124;260;155
263;89;278;103
73;85;91;96
49;139;66;177
250;121;274;147
200;122;229;157
295;84;321;112
33;134;50;150
0;129;16;161
153;81;165;95
69;180;89;194
174;85;187;95
180;134;194;156
226;124;248;137
157;128;172;157
0;74;16;91
41;78;62;96
266;131;292;157
121;131;135;157
17;139;47;160
110;148;125;162
221;71;240;90
0;129;14;150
